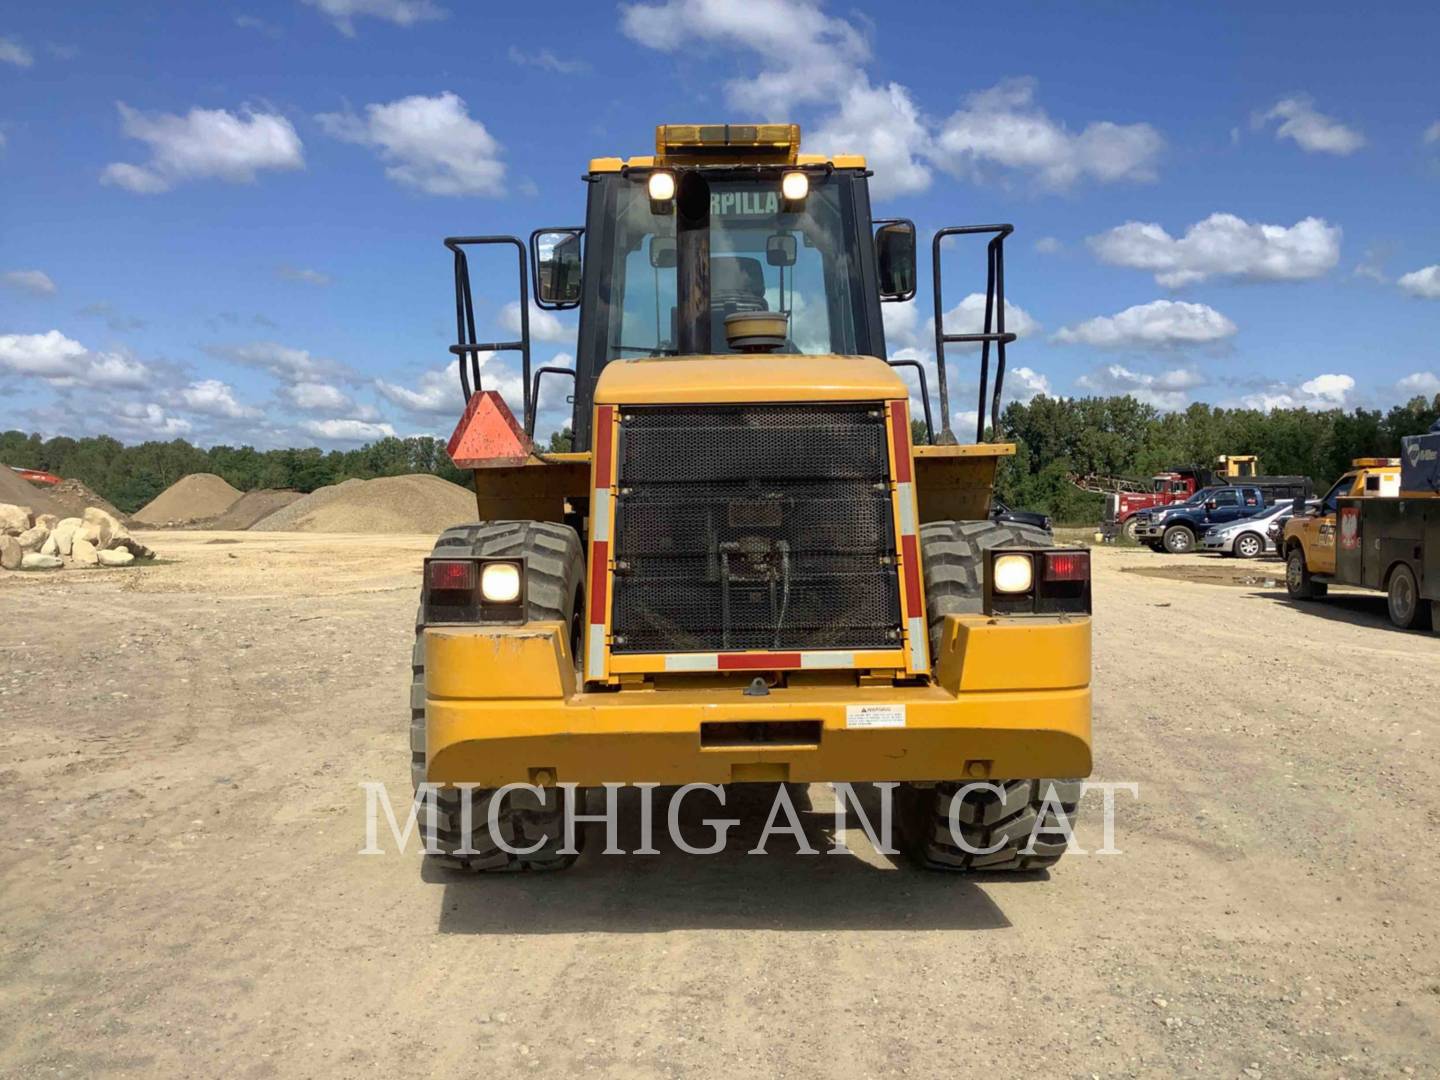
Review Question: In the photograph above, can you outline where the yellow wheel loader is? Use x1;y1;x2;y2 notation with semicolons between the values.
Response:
410;124;1093;872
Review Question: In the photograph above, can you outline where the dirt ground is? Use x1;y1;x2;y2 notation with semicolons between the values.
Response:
2;533;1437;1078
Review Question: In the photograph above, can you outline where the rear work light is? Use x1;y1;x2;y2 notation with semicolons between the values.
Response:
983;547;1091;616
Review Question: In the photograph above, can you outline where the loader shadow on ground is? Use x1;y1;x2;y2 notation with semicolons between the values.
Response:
432;784;1017;935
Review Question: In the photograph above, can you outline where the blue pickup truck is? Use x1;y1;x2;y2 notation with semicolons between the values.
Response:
1133;483;1307;553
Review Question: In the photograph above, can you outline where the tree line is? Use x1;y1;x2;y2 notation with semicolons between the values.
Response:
5;393;1438;519
991;393;1440;523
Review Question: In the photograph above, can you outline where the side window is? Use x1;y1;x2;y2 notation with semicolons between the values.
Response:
1212;490;1240;508
1242;489;1259;507
1322;474;1355;512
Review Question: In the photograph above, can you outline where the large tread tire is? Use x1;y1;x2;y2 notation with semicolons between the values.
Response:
899;779;1083;872
918;519;1051;655
410;521;585;872
1121;517;1140;544
913;520;1081;873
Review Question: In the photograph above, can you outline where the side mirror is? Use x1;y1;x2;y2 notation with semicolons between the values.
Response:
531;228;583;309
765;234;797;267
649;236;677;269
875;220;916;302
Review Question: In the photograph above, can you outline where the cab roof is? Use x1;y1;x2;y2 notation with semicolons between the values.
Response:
589;122;866;173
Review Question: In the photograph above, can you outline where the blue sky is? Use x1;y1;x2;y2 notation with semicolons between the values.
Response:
1;0;1438;447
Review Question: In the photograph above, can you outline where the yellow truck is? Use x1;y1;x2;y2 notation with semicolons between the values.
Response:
412;124;1093;872
1283;452;1440;630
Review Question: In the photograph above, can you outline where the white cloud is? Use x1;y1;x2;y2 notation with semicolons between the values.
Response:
1237;373;1355;411
0;36;32;68
210;341;349;383
1076;364;1206;409
619;0;867;111
507;46;588;74
318;92;503;196
1425;121;1440;145
1397;265;1440;300
376;364;466;415
2;269;57;295
175;379;261;419
1009;366;1050;401
0;330;149;388
300;418;398;441
101;103;304;194
277;265;332;286
1088;212;1341;287
111;402;192;437
302;0;445;36
281;380;356;412
1034;236;1062;255
1398;372;1440;395
499;301;573;344
811;82;932;198
1256;96;1365;155
931;78;1163;189
940;293;1041;341
1054;300;1236;349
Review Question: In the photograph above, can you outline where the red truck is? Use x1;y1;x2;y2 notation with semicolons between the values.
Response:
1076;466;1210;542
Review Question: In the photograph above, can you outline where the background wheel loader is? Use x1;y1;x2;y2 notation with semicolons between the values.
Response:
411;124;1093;872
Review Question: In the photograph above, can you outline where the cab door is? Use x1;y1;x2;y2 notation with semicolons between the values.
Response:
1206;488;1245;525
1302;473;1356;575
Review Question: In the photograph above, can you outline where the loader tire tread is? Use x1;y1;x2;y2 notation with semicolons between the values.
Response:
899;779;1083;872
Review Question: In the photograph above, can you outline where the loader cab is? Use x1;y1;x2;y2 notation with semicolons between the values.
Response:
558;155;891;450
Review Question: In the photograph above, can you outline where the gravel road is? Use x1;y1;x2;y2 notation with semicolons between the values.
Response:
2;533;1436;1078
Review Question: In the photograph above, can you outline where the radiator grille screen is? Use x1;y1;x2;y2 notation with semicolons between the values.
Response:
610;403;901;654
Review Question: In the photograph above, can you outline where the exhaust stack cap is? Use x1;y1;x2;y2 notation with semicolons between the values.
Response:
724;310;788;353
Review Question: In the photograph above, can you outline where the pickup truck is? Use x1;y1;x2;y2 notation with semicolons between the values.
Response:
1134;483;1307;554
1284;451;1439;630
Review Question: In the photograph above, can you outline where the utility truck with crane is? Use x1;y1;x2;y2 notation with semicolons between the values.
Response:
411;124;1093;872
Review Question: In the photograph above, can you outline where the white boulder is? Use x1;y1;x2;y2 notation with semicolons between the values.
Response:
21;552;63;570
17;525;50;551
40;533;60;556
0;503;32;536
51;518;82;556
0;535;20;570
97;548;135;567
71;538;99;566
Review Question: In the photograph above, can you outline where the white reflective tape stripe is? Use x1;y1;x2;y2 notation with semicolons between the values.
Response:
664;653;719;672
587;625;607;678
591;490;611;542
907;616;927;670
896;482;917;536
800;652;855;669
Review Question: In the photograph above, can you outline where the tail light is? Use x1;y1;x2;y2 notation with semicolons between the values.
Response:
983;548;1091;615
428;560;477;592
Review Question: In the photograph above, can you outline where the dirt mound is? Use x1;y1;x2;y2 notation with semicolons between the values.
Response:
46;478;129;524
133;473;243;526
251;474;476;534
204;489;303;530
1;466;68;518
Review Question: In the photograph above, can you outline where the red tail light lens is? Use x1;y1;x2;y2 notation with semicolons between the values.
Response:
1043;551;1090;582
428;559;477;592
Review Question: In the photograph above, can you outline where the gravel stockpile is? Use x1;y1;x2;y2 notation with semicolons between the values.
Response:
204;489;303;530
251;474;476;534
248;478;364;531
133;473;243;526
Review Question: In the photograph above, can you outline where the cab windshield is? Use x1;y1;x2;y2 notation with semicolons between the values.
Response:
582;173;872;366
1321;473;1357;512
